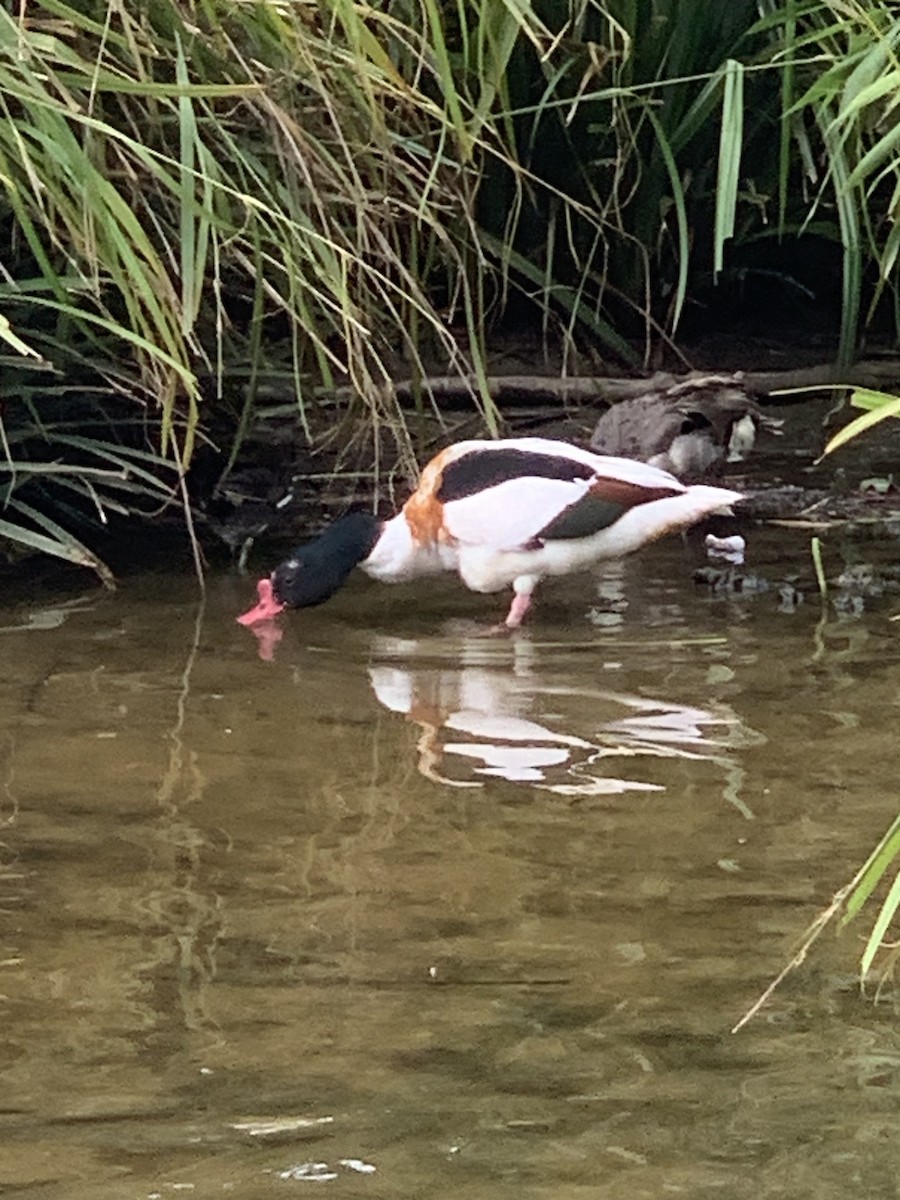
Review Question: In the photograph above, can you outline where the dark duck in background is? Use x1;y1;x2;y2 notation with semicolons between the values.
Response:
590;373;780;480
237;437;743;633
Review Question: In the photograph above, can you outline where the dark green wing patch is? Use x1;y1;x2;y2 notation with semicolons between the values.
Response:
537;479;681;542
538;494;627;540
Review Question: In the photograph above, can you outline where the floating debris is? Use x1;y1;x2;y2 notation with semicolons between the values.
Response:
232;1115;334;1138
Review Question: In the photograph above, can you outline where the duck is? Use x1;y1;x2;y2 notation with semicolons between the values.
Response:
236;437;743;631
590;374;780;479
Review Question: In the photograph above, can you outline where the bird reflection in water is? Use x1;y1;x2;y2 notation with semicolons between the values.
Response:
367;634;759;800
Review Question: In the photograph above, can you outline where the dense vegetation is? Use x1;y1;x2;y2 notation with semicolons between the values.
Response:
2;0;900;570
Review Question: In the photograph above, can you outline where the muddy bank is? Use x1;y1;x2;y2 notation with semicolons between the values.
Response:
6;334;900;600
210;380;900;551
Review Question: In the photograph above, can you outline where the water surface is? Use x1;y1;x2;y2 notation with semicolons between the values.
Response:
2;529;900;1198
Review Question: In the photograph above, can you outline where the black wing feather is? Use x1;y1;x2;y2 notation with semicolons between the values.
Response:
437;448;594;503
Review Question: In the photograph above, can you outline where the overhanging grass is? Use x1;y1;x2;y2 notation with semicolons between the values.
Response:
3;1;900;575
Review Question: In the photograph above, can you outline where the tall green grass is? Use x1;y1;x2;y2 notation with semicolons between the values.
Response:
2;1;900;572
0;0;502;568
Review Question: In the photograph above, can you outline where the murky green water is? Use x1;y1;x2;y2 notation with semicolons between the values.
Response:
2;528;900;1198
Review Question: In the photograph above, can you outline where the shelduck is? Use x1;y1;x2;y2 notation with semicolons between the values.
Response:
236;437;743;631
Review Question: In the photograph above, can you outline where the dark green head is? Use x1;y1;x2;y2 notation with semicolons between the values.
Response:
271;511;382;609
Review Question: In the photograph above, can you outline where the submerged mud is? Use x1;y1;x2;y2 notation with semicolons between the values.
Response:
2;527;900;1197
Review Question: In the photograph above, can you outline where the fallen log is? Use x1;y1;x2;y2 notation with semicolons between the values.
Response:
375;358;900;409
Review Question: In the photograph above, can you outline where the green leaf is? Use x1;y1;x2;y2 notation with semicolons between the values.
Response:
824;389;900;456
714;60;744;281
861;868;900;979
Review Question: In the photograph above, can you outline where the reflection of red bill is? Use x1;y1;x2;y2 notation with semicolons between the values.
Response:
246;618;283;662
237;577;285;626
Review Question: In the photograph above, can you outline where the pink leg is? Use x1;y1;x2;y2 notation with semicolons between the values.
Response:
504;590;532;629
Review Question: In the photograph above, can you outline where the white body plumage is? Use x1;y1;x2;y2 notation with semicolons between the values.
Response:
361;437;742;624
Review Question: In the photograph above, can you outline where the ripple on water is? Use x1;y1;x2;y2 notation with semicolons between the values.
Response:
1;534;900;1198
